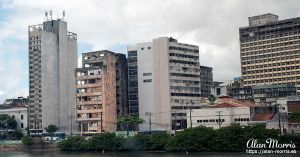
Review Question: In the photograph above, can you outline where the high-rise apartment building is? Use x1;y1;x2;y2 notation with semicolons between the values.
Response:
240;13;300;93
76;50;117;134
128;50;139;116
115;53;128;118
200;65;213;97
28;18;77;134
127;37;201;131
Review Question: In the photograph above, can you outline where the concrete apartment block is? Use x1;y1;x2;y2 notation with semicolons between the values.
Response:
128;37;201;131
76;50;117;134
28;18;78;135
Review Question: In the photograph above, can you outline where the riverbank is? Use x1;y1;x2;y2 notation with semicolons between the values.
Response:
0;151;299;157
0;143;58;152
57;125;300;152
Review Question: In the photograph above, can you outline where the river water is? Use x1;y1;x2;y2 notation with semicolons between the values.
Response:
0;152;298;157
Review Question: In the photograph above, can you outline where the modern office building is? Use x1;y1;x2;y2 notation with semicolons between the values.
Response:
76;50;117;134
28;16;78;134
115;53;129;118
200;65;213;97
127;37;201;131
240;13;300;93
252;84;296;105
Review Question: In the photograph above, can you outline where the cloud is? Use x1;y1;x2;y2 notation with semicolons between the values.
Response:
0;0;300;102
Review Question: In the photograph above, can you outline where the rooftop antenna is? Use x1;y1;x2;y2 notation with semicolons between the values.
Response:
45;10;48;21
49;10;52;20
62;10;65;21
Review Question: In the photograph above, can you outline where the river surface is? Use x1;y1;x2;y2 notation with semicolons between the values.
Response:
0;152;298;157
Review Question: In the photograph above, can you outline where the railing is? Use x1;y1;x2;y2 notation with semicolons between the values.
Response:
0;140;22;145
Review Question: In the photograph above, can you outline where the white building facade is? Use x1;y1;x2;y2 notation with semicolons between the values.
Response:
127;37;201;131
187;106;251;129
0;106;28;134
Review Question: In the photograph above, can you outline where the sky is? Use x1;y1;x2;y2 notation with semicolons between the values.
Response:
0;0;300;102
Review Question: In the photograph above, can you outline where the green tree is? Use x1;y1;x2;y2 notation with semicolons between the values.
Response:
117;115;144;136
0;114;18;139
21;136;33;145
88;133;123;151
13;130;24;140
288;110;300;122
58;136;85;151
208;95;216;104
45;124;58;142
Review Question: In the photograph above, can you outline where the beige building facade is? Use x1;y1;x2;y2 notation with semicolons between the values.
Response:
76;50;117;134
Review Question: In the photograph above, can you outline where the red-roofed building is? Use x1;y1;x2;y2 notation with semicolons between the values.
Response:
187;97;256;129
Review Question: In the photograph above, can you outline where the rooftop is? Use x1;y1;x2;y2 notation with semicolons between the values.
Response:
253;113;275;121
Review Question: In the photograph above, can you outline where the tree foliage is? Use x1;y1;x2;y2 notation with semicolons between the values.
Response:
288;111;300;122
0;114;17;129
117;115;144;136
21;136;33;145
45;124;59;142
58;124;298;152
58;136;85;151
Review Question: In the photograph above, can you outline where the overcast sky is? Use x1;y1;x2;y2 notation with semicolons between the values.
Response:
0;0;300;102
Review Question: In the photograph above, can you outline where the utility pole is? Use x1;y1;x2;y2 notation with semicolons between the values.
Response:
145;112;152;132
34;114;37;137
189;107;192;128
174;111;177;134
216;111;223;129
100;112;103;133
277;105;282;135
165;124;168;132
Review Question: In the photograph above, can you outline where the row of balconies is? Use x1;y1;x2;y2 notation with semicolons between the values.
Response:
242;58;300;66
77;83;102;88
76;74;102;80
240;38;300;48
76;91;102;97
77;117;102;121
77;100;102;105
77;109;103;114
240;33;300;44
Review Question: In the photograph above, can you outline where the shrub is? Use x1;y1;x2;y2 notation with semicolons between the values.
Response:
57;136;85;151
21;136;33;145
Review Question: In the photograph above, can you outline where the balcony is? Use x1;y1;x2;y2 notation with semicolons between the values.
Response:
77;100;102;105
77;117;101;121
77;74;102;80
77;83;102;88
77;92;102;97
77;109;103;114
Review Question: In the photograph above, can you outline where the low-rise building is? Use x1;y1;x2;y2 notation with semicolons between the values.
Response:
0;105;28;134
187;97;255;129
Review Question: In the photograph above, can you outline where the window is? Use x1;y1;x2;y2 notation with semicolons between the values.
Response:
143;79;152;83
143;73;152;76
21;115;24;120
21;123;24;128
